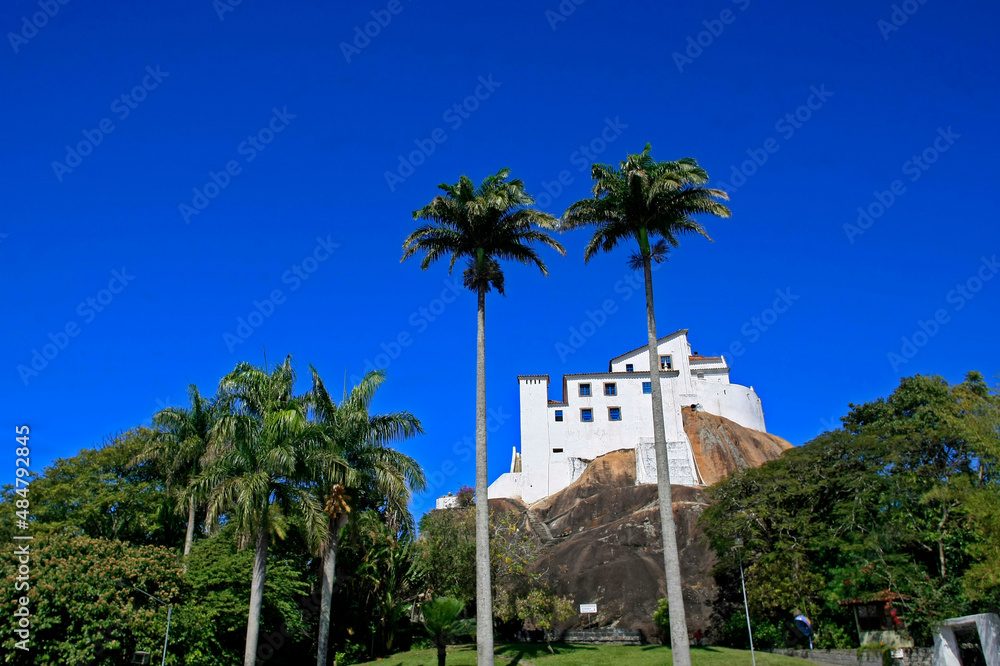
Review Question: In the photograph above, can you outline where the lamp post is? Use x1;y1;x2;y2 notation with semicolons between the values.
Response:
734;539;756;666
116;579;172;665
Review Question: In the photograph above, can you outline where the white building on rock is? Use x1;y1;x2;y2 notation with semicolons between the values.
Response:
487;329;768;505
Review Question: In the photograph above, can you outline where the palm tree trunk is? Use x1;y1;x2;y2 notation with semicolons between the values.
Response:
475;286;495;666
182;495;196;573
438;638;447;666
244;526;270;666
642;255;692;666
317;513;350;666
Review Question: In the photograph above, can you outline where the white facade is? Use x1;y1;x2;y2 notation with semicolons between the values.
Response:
488;330;768;505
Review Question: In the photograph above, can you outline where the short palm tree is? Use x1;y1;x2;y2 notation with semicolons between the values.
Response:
421;596;475;666
195;356;331;666
308;367;426;666
402;168;565;666
562;146;730;666
134;384;216;571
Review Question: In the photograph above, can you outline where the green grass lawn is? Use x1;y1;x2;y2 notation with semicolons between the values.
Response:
355;643;812;666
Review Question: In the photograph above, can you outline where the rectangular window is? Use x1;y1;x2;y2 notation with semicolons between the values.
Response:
608;407;622;421
625;364;634;372
660;355;672;370
580;408;593;422
554;410;563;422
642;381;652;394
604;382;617;396
552;448;564;453
579;383;591;397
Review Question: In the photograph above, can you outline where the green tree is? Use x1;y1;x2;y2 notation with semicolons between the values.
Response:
416;500;551;632
514;588;575;651
134;384;217;569
195;356;329;666
0;534;181;665
14;428;184;547
416;502;477;600
402;168;565;666
421;596;475;666
172;524;314;665
701;372;999;646
562;145;730;666
307;367;425;666
341;510;424;658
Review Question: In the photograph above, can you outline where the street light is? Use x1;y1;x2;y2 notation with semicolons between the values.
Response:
733;539;756;666
116;579;172;665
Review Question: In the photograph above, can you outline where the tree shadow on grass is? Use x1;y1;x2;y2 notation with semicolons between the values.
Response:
640;645;722;652
497;642;599;662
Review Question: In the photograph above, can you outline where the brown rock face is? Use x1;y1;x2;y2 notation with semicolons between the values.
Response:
517;411;792;641
684;406;793;485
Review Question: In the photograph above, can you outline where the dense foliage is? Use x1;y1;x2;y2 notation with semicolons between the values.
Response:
416;501;573;639
0;534;181;665
1;357;427;665
701;372;1000;647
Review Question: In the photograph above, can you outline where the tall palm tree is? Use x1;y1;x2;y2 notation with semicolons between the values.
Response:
195;355;331;666
562;146;730;666
402;168;565;666
308;367;426;666
134;384;215;571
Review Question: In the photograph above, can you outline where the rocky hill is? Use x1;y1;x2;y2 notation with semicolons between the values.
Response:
502;407;793;640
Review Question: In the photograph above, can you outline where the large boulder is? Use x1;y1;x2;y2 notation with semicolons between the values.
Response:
518;409;792;640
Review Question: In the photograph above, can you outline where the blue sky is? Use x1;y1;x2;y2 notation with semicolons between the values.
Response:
3;0;998;516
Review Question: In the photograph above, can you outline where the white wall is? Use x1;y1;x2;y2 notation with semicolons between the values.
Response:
488;332;769;504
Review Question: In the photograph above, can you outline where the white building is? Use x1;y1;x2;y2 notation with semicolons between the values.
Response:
488;329;768;505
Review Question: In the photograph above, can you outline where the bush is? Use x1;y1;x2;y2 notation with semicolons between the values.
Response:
815;622;855;649
334;641;368;666
653;598;671;646
719;612;784;649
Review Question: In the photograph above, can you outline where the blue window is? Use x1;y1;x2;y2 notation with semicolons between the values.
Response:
579;383;591;397
660;355;672;370
604;382;617;396
608;407;622;421
642;381;652;394
554;410;563;422
625;364;634;372
581;408;593;422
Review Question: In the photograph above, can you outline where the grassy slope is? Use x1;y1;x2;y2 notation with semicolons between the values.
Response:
355;643;813;666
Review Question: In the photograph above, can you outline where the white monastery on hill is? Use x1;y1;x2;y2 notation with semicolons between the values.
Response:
486;329;768;505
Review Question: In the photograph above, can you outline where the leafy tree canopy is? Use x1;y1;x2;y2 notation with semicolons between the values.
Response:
701;372;999;647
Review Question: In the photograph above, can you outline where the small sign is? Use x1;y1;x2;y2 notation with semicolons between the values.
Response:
580;603;597;614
